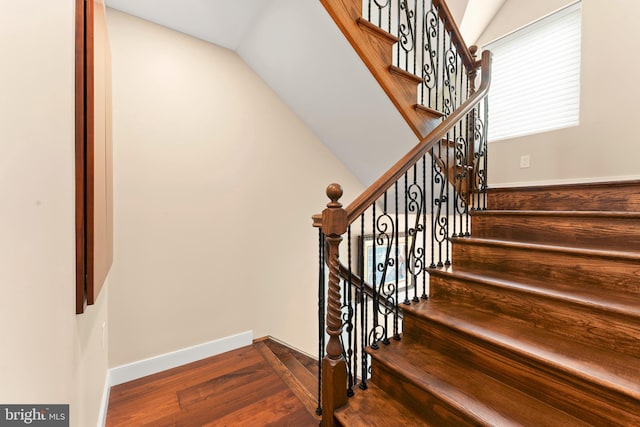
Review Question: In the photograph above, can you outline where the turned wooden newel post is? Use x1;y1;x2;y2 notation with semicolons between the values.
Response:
321;183;348;427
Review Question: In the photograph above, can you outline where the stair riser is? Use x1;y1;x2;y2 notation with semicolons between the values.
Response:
471;214;640;251
452;242;640;297
387;67;420;114
370;363;481;426
487;182;640;211
402;316;640;426
430;274;640;358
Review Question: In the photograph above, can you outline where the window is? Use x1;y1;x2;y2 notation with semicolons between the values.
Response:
484;2;581;142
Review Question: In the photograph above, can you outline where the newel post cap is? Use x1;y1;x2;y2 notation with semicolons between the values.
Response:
322;183;347;236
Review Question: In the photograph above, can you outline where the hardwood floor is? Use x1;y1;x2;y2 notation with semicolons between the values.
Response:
106;338;319;426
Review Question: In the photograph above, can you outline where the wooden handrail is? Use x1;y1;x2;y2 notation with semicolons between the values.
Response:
344;49;492;224
433;0;476;70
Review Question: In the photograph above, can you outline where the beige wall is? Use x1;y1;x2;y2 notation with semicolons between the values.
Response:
0;1;109;426
106;9;364;366
476;0;640;186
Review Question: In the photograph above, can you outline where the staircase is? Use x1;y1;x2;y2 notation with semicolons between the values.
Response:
335;181;640;426
313;0;640;425
319;0;447;140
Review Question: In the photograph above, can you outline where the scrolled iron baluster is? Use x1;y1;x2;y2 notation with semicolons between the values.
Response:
453;133;469;230
422;8;439;96
443;45;458;116
373;211;395;346
398;0;416;71
368;324;386;351
432;154;448;267
406;178;425;302
339;302;355;397
370;0;390;29
393;181;401;339
473;106;488;210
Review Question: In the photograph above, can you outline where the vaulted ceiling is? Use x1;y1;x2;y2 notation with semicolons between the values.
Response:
105;0;504;185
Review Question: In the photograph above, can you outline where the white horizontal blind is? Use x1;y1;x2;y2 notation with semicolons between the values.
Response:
485;2;582;142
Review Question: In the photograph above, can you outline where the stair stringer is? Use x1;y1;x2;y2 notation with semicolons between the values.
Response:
320;0;443;140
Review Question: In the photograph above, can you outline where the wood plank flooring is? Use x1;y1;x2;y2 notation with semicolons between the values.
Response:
106;338;319;426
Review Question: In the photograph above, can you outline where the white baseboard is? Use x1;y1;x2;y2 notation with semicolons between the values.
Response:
109;330;253;387
490;174;640;189
97;370;111;427
98;331;253;426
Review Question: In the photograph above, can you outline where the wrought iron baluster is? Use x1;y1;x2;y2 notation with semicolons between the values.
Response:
430;147;436;268
423;1;439;111
359;214;368;390
407;163;424;303
445;129;451;266
370;202;379;350
403;172;410;305
380;192;391;345
421;154;428;299
345;226;354;397
317;229;325;416
394;181;400;339
432;140;448;267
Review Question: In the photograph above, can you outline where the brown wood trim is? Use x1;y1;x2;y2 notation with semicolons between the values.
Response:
345;50;492;223
432;0;475;70
75;0;86;314
85;0;96;304
254;341;320;419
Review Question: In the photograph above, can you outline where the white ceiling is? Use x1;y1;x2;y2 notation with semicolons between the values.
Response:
104;0;274;50
104;0;505;185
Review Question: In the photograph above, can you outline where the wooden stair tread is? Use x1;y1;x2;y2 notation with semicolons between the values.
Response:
431;266;640;317
356;16;398;44
402;301;640;398
389;64;423;84
415;103;445;118
487;180;640;211
452;236;640;261
368;339;589;426
472;209;640;218
335;382;432;426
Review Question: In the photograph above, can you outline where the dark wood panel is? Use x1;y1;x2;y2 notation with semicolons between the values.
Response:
75;0;112;313
74;0;86;314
